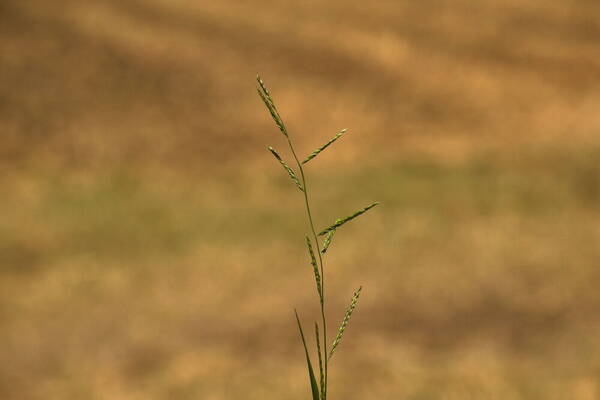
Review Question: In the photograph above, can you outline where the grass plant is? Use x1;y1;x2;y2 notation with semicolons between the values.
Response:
257;75;379;400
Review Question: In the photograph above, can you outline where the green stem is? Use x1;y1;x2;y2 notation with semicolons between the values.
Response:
284;133;328;399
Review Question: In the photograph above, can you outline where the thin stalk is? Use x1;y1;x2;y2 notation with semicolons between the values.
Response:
284;133;329;399
259;76;374;400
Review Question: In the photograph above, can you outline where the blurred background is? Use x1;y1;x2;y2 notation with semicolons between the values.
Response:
1;1;600;399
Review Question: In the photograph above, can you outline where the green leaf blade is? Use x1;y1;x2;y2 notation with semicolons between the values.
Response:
315;322;325;400
294;309;321;400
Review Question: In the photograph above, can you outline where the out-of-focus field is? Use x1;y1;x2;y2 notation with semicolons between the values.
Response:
2;1;600;399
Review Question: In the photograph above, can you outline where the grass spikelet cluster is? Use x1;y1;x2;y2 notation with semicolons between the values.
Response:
257;76;288;137
306;236;323;304
321;230;335;254
268;146;304;191
318;202;379;236
302;129;348;164
257;75;379;400
329;287;362;360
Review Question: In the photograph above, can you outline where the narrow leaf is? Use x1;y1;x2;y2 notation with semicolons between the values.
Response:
294;309;321;400
302;129;348;164
329;287;362;360
268;146;304;192
306;237;323;303
318;202;379;236
321;229;335;254
315;322;325;400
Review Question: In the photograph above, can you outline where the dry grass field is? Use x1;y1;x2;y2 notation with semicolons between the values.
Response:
1;1;600;399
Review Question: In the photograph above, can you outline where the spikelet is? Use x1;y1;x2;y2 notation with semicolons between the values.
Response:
329;287;362;361
268;146;304;192
302;129;348;164
315;322;325;400
306;237;323;303
318;202;379;236
257;75;275;107
321;229;335;254
257;75;288;137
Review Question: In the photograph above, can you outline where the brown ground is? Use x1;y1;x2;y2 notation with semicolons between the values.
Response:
1;1;600;399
